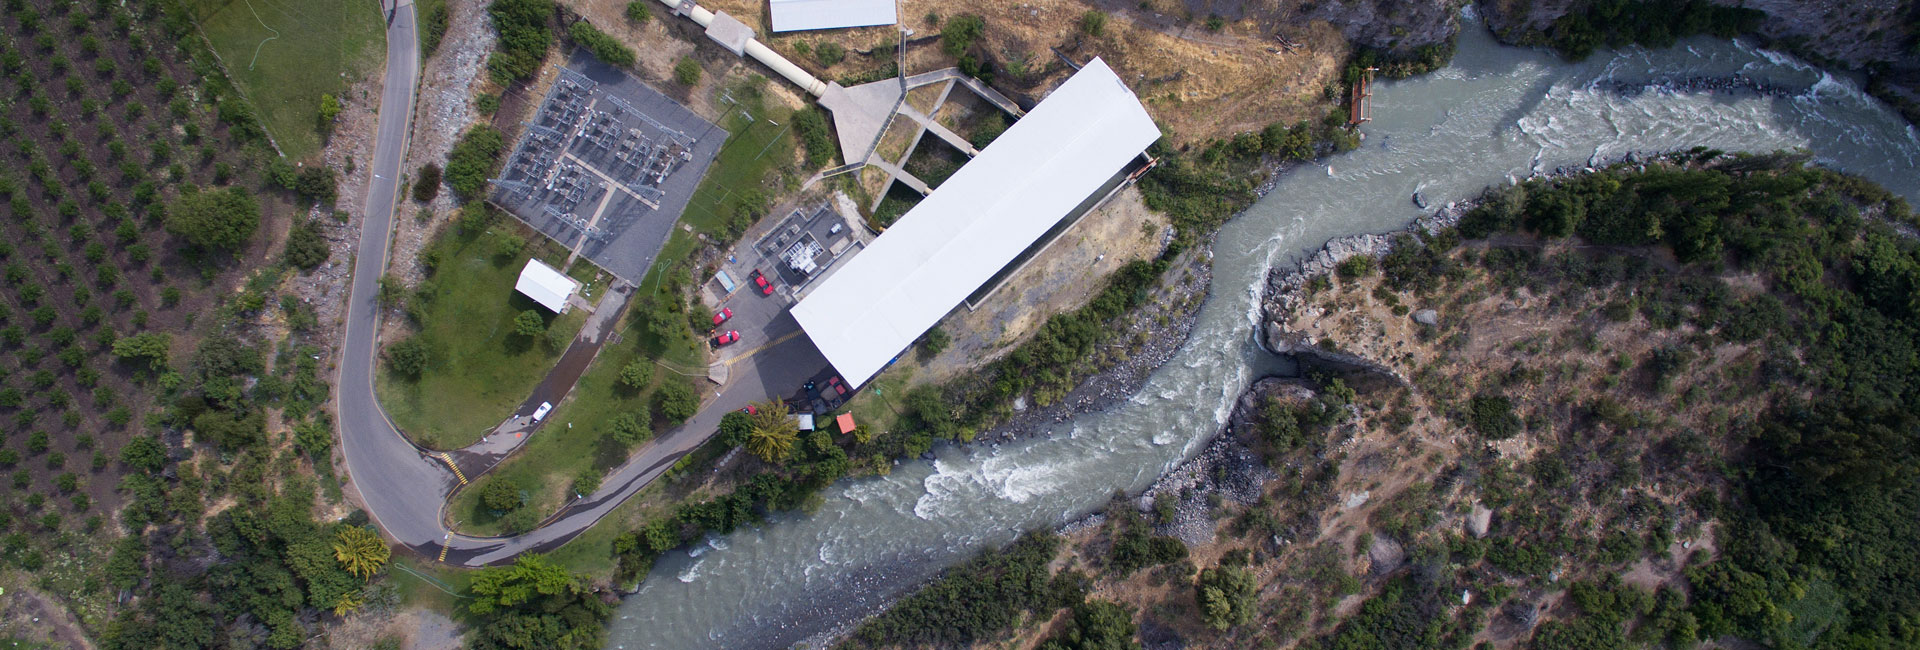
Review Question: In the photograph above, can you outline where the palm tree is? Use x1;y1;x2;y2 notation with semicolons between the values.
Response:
332;526;391;581
746;400;797;463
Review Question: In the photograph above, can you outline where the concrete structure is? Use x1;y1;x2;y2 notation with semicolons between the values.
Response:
790;58;1159;388
768;0;897;32
705;11;755;56
516;259;581;313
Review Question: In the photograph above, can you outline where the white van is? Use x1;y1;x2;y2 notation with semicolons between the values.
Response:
531;402;553;422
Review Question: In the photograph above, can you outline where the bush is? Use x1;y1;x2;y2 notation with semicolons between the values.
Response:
1079;10;1107;37
813;41;845;67
386;337;429;378
673;57;701;86
1468;393;1521;439
421;0;450;54
412;163;442;202
568;21;636;68
295;165;338;205
284;220;329;270
941;15;984;58
1336;255;1374;279
624;2;651;23
318;93;341;129
792;107;837;167
479;478;523;512
919;326;949;359
445;126;505;200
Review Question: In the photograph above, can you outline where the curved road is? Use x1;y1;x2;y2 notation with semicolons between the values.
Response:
338;0;825;567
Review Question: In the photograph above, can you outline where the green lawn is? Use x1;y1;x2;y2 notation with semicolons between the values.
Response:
184;0;385;160
675;78;801;239
375;226;586;449
448;299;705;535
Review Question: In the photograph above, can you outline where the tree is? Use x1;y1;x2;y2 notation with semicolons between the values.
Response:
653;378;699;424
445;125;504;200
568;21;635;67
412;162;441;202
513;310;546;337
719;411;752;447
571;467;602;495
295;166;338;204
607;412;649;447
332;526;390;580
746;400;797;463
465;554;610;649
111;332;170;370
386;337;429;378
166;186;260;251
920;326;950;358
1041;599;1138;650
120;435;166;473
480;478;523;513
619;359;653;390
941;14;985;57
674;56;700;86
1195;565;1256;630
283;220;328;269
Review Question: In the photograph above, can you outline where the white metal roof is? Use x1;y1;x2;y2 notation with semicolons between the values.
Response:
791;58;1158;388
768;0;897;32
515;259;580;313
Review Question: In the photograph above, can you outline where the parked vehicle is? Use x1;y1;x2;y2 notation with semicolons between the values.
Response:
712;330;740;347
712;307;733;326
741;405;757;415
532;402;553;422
752;270;774;296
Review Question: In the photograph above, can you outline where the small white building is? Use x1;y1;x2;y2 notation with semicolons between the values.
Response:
767;0;897;32
515;259;581;313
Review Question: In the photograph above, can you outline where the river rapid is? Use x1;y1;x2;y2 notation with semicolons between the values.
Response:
606;13;1920;649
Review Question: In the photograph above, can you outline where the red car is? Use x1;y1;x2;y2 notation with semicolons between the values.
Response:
741;405;757;415
712;307;733;326
711;330;739;347
752;270;774;296
827;376;848;396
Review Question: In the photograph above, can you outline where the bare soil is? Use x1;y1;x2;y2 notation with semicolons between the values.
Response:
915;187;1170;386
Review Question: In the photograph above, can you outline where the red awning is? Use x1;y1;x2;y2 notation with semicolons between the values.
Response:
835;413;856;434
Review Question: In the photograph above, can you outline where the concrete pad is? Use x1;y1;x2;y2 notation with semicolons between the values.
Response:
819;80;904;163
704;12;754;56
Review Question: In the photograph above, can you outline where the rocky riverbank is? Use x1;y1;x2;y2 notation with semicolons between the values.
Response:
975;239;1215;445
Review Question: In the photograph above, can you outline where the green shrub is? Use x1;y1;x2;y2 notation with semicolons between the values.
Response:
445;125;504;200
673;57;701;86
792;107;836;167
488;0;555;84
1079;10;1107;37
1468;393;1521;439
412;162;441;202
283;220;328;270
624;2;652;23
568;21;635;68
813;41;845;67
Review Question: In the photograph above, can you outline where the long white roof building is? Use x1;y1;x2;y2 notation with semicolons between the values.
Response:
768;0;897;32
790;58;1159;388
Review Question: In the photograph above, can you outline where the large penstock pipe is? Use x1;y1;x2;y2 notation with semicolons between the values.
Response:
655;0;830;97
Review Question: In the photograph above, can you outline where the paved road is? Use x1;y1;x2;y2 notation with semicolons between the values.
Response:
336;0;829;567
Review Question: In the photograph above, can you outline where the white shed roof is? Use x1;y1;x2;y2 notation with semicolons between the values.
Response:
768;0;897;32
791;58;1158;388
515;259;580;313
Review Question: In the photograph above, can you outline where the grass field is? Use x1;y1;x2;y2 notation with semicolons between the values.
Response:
675;78;800;239
375;226;587;449
447;302;704;536
184;0;385;159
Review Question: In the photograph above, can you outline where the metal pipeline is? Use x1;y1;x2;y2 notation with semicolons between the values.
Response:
653;0;830;97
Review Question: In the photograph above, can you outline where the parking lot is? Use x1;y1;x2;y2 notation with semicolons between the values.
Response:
490;52;725;283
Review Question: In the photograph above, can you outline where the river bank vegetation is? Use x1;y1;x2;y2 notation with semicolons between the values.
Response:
843;156;1920;648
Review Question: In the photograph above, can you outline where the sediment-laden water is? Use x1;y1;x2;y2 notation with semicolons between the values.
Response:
606;12;1920;649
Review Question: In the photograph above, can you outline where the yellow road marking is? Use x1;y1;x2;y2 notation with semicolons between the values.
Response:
437;453;468;485
437;542;450;562
723;330;804;367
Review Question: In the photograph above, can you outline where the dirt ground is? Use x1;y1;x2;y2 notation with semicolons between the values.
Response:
915;186;1170;386
322;606;462;650
0;574;94;650
686;0;1349;144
